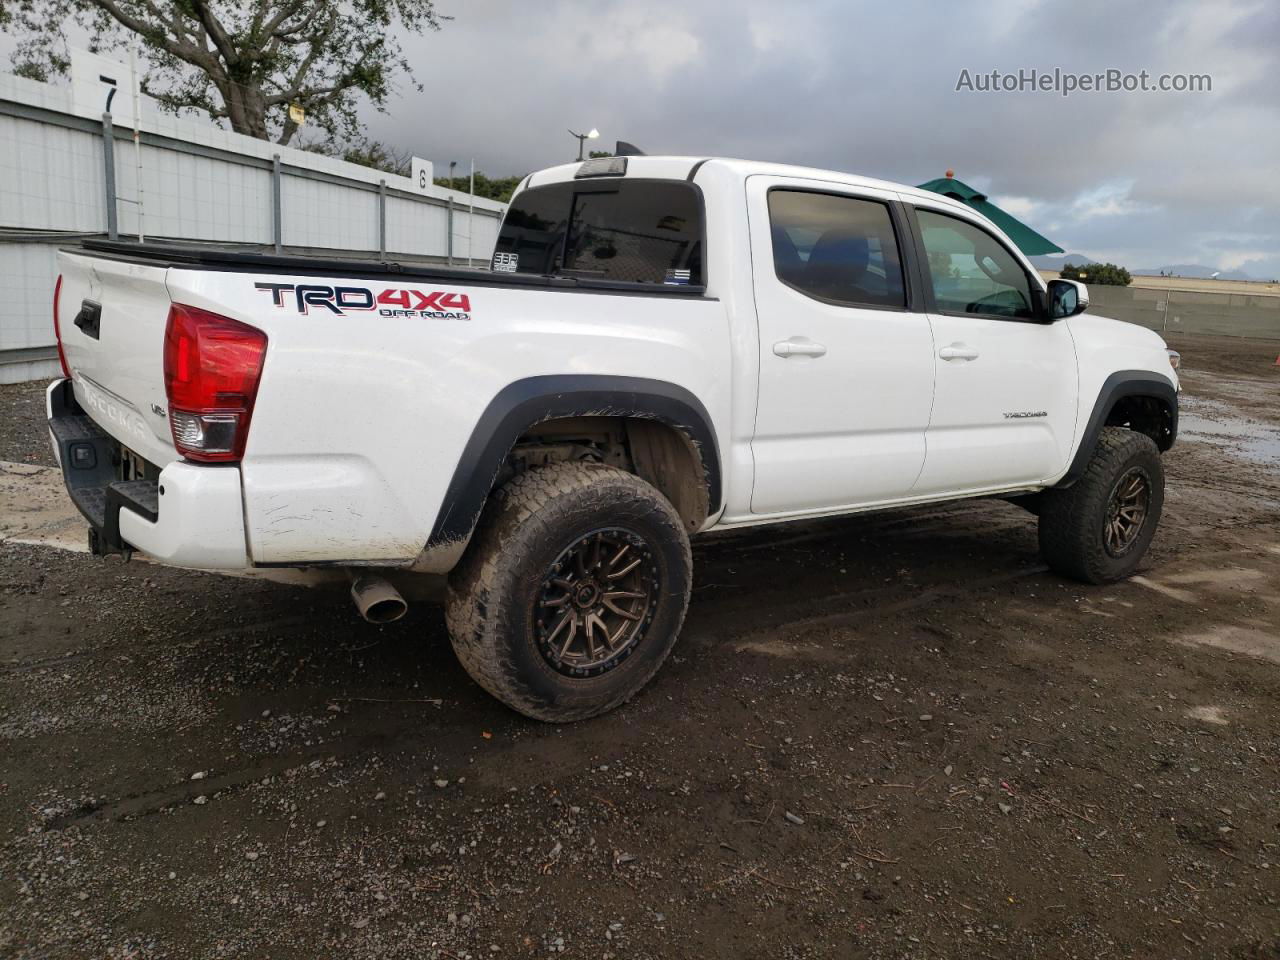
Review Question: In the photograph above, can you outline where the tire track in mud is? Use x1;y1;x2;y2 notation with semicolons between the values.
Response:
23;502;1280;835
33;558;1055;833
689;526;1280;656
688;563;1049;648
0;614;313;676
41;733;395;831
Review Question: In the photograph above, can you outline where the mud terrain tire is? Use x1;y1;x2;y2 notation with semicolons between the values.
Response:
1039;427;1165;584
446;462;692;722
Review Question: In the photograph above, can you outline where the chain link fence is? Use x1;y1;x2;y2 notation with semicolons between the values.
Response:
1086;284;1280;340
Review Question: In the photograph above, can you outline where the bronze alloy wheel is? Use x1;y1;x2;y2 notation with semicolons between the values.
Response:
447;462;693;721
534;529;660;678
1038;427;1165;585
1103;466;1151;557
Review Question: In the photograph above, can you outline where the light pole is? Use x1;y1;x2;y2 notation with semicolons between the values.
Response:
447;161;457;266
569;128;600;161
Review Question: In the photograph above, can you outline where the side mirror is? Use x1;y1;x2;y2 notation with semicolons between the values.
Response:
1047;278;1089;320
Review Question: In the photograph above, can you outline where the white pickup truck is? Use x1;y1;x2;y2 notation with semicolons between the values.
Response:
48;155;1179;721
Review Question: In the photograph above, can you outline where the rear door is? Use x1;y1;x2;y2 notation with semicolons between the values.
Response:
905;203;1077;494
747;177;936;514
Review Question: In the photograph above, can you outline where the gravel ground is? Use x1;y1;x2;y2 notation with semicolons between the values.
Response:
1;334;1278;959
0;380;56;468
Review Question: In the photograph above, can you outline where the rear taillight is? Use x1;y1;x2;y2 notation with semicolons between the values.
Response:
52;274;71;378
163;304;267;462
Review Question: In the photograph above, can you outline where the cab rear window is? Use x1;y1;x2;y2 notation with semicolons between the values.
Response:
493;181;703;286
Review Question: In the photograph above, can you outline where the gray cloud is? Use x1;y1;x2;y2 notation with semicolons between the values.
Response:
366;0;1278;275
4;0;1276;274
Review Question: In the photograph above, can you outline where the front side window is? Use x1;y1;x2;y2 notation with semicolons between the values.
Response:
767;190;906;309
915;209;1035;319
493;181;703;286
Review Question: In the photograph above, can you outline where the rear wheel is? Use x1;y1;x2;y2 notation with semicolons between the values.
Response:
1038;427;1165;584
445;462;692;722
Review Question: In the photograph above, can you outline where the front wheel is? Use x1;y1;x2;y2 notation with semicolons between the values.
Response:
445;462;692;722
1038;427;1165;584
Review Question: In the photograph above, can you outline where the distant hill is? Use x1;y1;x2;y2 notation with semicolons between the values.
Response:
1030;253;1101;270
1131;264;1257;281
1034;257;1266;282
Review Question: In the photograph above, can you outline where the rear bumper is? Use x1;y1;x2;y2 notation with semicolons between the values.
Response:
46;379;250;568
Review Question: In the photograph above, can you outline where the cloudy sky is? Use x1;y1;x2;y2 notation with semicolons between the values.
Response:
5;0;1277;276
364;0;1277;277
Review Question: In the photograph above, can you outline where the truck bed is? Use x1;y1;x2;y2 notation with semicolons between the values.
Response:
53;236;729;569
78;240;710;297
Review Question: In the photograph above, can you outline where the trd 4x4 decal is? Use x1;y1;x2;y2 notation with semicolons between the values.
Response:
254;283;471;320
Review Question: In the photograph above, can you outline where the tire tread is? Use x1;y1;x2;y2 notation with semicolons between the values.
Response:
1039;427;1163;584
445;462;691;722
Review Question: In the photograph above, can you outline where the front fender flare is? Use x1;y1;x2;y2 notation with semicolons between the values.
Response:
1059;370;1178;487
426;375;721;548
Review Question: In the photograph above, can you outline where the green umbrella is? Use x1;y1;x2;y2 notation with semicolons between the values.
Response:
915;175;1063;257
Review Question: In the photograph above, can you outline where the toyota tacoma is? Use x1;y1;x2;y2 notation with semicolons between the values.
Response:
46;155;1179;721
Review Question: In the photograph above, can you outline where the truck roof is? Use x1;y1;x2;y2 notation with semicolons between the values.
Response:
524;155;974;215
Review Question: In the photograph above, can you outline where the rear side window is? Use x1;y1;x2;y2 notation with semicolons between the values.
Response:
767;190;906;309
493;181;703;286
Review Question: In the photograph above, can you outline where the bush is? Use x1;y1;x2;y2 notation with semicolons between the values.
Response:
1061;262;1131;286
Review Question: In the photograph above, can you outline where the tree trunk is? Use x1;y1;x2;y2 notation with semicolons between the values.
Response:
222;82;270;140
276;116;299;146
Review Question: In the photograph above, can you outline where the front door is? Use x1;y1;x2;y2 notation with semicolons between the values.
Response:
908;203;1078;495
748;178;936;515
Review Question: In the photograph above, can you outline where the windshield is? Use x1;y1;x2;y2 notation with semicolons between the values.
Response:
493;180;704;286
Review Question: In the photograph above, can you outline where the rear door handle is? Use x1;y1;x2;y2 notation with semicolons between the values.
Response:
773;338;827;358
938;342;979;361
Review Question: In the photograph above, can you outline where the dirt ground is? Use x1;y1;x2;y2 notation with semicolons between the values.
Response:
2;334;1278;960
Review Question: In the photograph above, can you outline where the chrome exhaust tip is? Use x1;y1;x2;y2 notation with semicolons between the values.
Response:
349;573;408;624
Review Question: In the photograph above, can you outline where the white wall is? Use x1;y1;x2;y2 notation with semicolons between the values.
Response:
1;114;106;232
0;243;60;383
0;65;507;382
0;243;57;343
281;175;380;251
113;141;276;243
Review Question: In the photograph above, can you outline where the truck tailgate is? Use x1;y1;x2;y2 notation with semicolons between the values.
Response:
56;250;178;468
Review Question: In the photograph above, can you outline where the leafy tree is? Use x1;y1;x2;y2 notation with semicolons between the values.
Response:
928;250;958;279
298;136;412;177
5;0;447;145
587;149;613;159
434;173;525;204
298;136;523;203
1061;262;1131;286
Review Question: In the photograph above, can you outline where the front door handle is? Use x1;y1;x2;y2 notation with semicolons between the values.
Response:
773;338;827;358
938;342;979;361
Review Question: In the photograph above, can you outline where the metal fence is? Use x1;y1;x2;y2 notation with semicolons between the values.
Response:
1085;284;1280;340
0;69;506;383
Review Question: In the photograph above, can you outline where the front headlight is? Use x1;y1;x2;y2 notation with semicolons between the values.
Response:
1166;349;1181;370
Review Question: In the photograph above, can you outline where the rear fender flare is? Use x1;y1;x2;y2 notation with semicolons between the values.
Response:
427;375;721;548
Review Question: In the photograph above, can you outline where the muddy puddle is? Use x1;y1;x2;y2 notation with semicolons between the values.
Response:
1178;395;1280;464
